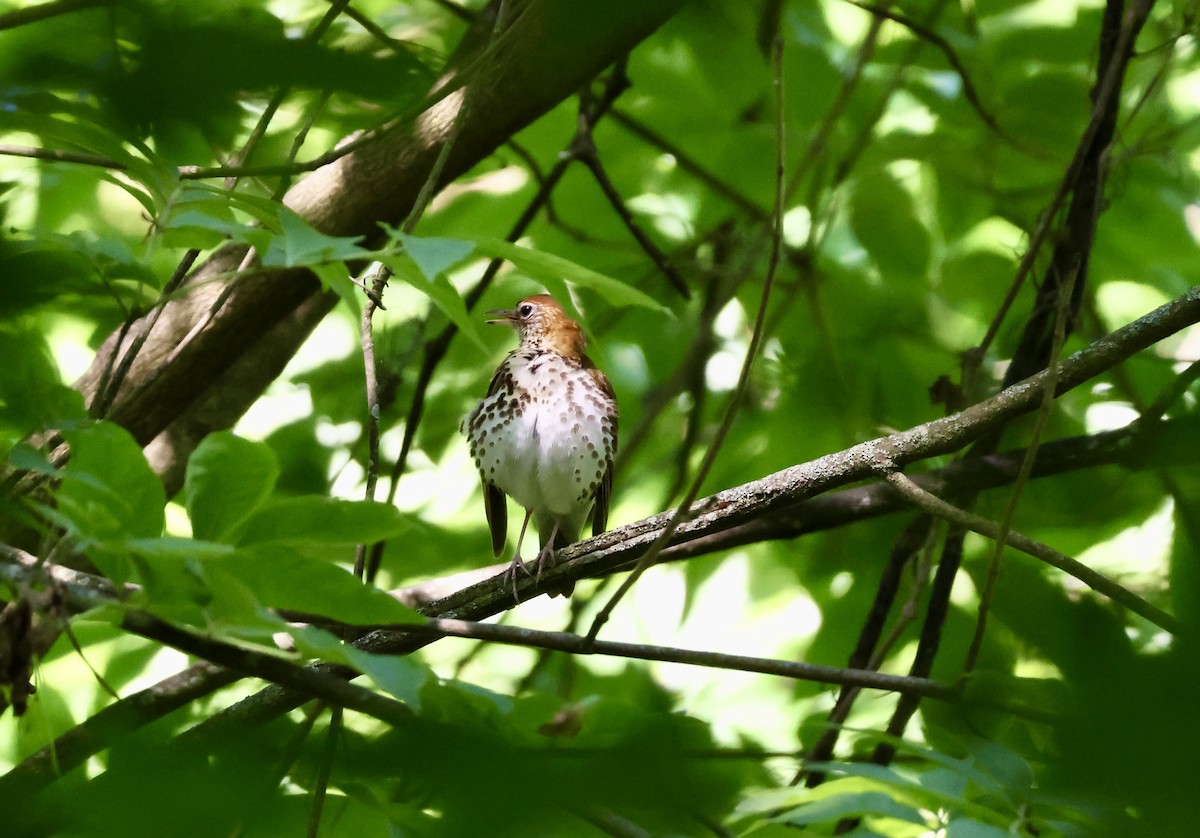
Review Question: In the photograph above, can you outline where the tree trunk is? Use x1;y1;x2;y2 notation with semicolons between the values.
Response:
75;0;686;493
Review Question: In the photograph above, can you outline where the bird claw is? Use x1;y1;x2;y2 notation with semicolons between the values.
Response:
500;544;561;602
502;553;534;602
533;543;557;584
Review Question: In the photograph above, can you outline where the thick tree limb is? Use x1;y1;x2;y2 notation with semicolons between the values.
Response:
446;286;1200;611
72;0;687;493
4;287;1196;777
1;403;1192;782
170;286;1200;733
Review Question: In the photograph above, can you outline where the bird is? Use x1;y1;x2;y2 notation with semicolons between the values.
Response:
462;294;618;599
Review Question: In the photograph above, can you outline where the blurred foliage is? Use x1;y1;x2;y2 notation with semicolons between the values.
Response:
2;0;1200;835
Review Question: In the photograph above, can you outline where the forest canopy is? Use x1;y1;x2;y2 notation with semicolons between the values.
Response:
2;0;1199;835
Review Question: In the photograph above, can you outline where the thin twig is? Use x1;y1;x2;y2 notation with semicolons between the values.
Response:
608;111;767;221
971;0;1155;366
585;35;788;643
786;9;884;201
396;618;955;699
119;610;414;726
572;100;691;298
965;261;1080;670
354;262;390;580
306;705;341;838
0;144;125;170
839;0;1041;155
881;471;1178;633
355;1;506;580
1138;359;1200;425
91;250;199;417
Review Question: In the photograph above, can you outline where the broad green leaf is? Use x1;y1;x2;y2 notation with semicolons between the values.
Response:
58;422;165;545
127;536;236;562
184;432;279;542
161;208;258;249
291;625;429;708
0;241;99;316
468;237;670;312
205;546;420;625
232;497;405;546
125;537;220;615
0;327;86;445
388;230;476;280
377;253;487;351
313;260;362;319
945;818;1015;838
850;171;931;281
181;182;286;227
7;443;58;474
261;208;371;268
778;790;926;827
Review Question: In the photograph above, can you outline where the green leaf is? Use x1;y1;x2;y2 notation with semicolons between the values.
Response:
778;790;926;827
126;537;226;614
313;261;362;319
233;497;406;546
390;230;476;281
184;432;279;542
467;237;670;312
205;546;420;625
261;208;370;268
0;326;86;447
7;443;58;474
58;422;165;546
161;208;258;249
944;818;1014;838
849;171;931;281
378;254;487;352
291;625;429;708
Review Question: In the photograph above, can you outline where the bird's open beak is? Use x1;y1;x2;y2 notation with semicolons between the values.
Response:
485;308;517;325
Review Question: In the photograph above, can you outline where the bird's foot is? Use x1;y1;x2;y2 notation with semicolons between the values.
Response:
534;542;574;598
502;552;533;602
533;541;558;584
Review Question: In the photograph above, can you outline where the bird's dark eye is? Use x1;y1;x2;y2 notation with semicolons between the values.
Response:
517;303;534;318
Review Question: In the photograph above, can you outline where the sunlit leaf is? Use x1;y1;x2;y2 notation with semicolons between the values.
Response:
204;546;420;625
468;237;670;312
377;253;488;351
57;422;165;546
185;432;279;543
261;209;371;268
232;497;405;547
291;626;430;707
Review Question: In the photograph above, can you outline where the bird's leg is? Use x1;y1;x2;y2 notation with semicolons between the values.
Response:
503;509;535;601
534;518;562;584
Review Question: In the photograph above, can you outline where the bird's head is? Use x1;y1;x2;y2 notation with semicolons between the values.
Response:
487;294;587;360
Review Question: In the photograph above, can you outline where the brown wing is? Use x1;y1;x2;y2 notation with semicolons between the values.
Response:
477;357;513;556
482;479;507;556
591;460;613;537
584;361;617;538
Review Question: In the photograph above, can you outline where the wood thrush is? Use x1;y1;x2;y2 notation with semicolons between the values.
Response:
463;294;618;598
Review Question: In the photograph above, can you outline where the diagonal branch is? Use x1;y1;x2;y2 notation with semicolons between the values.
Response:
881;471;1176;632
65;0;689;497
455;286;1200;611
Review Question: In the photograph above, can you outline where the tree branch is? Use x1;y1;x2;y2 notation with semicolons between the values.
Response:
446;286;1200;611
881;471;1177;632
69;0;688;493
401;618;954;698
